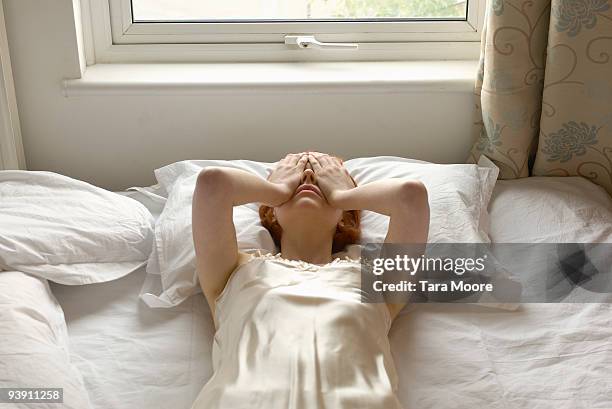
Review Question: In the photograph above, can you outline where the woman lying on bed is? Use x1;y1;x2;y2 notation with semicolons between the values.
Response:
191;152;430;409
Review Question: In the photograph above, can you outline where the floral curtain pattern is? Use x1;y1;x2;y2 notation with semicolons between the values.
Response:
532;0;612;194
469;0;612;195
469;0;551;178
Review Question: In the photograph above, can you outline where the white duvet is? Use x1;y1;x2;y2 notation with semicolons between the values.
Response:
48;176;612;409
0;271;92;409
391;177;612;409
2;174;611;409
391;302;612;409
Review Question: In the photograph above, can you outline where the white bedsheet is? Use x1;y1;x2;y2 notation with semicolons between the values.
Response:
51;268;214;409
392;303;612;409
51;177;612;409
53;272;612;409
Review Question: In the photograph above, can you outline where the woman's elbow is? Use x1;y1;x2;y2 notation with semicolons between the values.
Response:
397;180;429;210
196;168;231;198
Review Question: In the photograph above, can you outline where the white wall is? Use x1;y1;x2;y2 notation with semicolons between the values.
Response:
4;0;477;191
0;0;25;170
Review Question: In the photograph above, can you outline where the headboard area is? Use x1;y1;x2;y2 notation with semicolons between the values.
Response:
20;88;477;191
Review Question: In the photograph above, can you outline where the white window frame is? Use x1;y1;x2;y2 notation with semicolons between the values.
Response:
84;0;486;64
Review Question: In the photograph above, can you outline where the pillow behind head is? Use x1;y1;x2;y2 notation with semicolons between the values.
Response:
141;160;277;308
141;157;499;308
345;156;499;244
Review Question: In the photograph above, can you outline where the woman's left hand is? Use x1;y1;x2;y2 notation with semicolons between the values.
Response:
308;153;355;206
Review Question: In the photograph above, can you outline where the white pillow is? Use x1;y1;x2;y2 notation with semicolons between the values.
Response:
0;171;154;284
142;160;277;307
142;157;498;308
153;159;274;196
489;176;612;243
0;271;93;409
344;156;499;243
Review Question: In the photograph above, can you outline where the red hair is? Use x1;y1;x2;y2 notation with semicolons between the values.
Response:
259;156;361;253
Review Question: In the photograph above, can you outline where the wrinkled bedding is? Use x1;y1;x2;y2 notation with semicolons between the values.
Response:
0;271;92;409
51;267;213;409
51;273;612;409
6;176;612;409
392;302;612;409
391;177;612;409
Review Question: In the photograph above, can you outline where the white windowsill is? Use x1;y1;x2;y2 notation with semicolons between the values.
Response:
62;60;478;97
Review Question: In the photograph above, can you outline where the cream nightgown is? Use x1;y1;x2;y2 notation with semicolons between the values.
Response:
191;252;403;409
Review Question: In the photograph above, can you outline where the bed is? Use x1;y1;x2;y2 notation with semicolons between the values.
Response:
41;175;612;409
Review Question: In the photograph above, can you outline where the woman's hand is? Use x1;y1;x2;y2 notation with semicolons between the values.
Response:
307;153;355;206
268;153;309;201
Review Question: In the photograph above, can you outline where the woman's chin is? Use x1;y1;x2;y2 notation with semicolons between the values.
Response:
293;196;325;208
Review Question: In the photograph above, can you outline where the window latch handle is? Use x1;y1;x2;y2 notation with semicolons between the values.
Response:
284;35;358;50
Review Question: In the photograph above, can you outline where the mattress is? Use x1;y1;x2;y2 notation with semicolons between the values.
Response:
50;177;612;409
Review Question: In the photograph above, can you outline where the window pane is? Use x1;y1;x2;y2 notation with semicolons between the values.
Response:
131;0;468;22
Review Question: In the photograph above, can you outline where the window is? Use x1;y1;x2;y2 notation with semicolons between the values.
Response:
85;0;485;63
131;0;468;21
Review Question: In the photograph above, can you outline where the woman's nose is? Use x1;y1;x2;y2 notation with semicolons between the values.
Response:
302;168;316;184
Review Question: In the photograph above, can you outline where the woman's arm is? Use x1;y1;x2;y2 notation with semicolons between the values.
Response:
308;153;429;243
192;154;308;314
308;153;430;318
331;179;429;244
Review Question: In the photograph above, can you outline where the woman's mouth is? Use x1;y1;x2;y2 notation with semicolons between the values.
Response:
295;184;323;198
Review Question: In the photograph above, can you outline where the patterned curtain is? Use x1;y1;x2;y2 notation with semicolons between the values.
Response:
469;0;612;195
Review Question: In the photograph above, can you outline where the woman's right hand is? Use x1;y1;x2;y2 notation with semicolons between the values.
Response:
267;153;309;201
307;153;355;207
